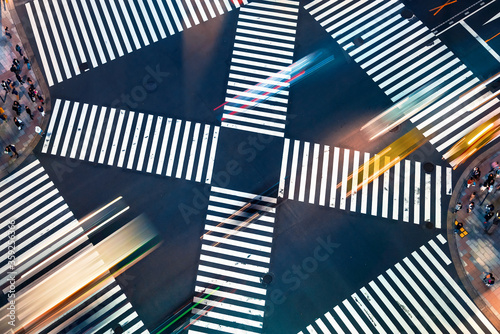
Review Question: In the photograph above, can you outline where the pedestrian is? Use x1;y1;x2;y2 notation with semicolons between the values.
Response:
23;56;31;70
37;92;44;104
25;106;33;120
473;167;481;180
486;204;494;213
11;87;19;100
7;79;13;90
483;272;495;286
485;211;494;221
4;145;19;158
15;45;23;57
10;64;17;74
35;126;44;136
28;90;36;102
37;105;45;117
15;73;24;84
1;80;10;92
468;202;475;213
12;101;20;115
0;107;7;123
454;202;462;213
4;26;12;39
455;221;464;233
26;77;34;88
13;117;24;130
469;192;477;201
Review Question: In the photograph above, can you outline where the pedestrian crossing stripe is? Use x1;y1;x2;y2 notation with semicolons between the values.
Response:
299;236;498;334
189;186;277;333
221;0;299;138
279;138;453;228
26;0;248;87
41;99;220;184
0;159;149;334
304;0;500;154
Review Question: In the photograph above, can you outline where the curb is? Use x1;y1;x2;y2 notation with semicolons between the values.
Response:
448;142;500;330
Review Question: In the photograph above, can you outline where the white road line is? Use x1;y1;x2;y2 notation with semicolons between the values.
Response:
428;239;451;265
343;299;372;333
117;111;135;168
361;152;369;214
201;244;269;264
351;292;385;334
334;305;358;334
79;105;97;160
330;147;340;208
315;318;331;334
425;173;431;223
205;126;219;184
382;157;390;218
61;0;87;65
127;112;144;169
50;100;70;156
196;125;210;182
118;0;141;50
412;251;487;334
239;14;297;27
393;161;400;220
204;0;217;18
360;287;397;333
60;102;79;157
289;140;300;200
319;145;329;206
128;0;150;47
27;3;54;85
371;155;379;216
147;116;163;173
138;0;159;42
108;0;133;53
211;186;276;203
414;161;421;224
108;109;125;166
81;0;107;64
51;0;80;75
202;234;271;253
351;150;359;212
175;0;192;29
184;0;200;26
166;0;183;32
279;139;290;198
194;0;208;22
299;142;310;202
446;167;452;195
403;160;410;222
137;114;153;171
72;0;98;67
461;21;500;62
176;121;191;178
44;0;72;79
157;118;172;175
70;103;88;159
147;0;167;38
340;149;349;210
307;325;318;334
89;0;115;61
198;264;261;283
99;0;124;57
369;281;414;334
98;108;116;164
435;166;442;228
325;312;345;334
88;106;107;162
200;254;267;273
166;120;182;176
221;122;285;137
186;123;201;180
156;0;175;35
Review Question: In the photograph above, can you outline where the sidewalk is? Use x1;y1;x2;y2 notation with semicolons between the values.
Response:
449;142;500;330
0;0;49;178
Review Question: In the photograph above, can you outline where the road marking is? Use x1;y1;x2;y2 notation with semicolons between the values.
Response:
299;142;310;202
81;0;106;64
393;161;400;220
382;156;390;218
350;151;359;211
196;125;210;182
89;0;115;60
205;126;219;184
88;107;107;162
117;111;134;168
50;100;70;156
289;140;300;200
360;287;398;333
127;112;144;169
403;160;410;222
155;0;174;36
324;312;345;334
98;107;116;164
319;145;329;206
137;114;153;171
334;305;358;334
166;120;182;177
72;0;98;67
340;149;349;210
128;0;150;47
71;103;89;159
343;299;372;333
156;118;172;175
279;138;290;198
414;161;421;224
361;152;369;214
461;21;500;62
51;0;80;74
186;123;201;180
371;155;379;216
147;116;163;173
425;173;431;223
108;0;133;53
176;121;191;178
60;102;79;157
99;0;124;57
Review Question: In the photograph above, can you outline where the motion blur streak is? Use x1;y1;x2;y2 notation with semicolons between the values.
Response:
459;71;500;100
79;196;124;224
216;50;335;120
339;128;427;198
0;215;159;334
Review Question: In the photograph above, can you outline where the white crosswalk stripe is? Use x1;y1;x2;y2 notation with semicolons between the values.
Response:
279;139;452;227
299;236;498;334
27;0;243;86
220;0;299;137
0;159;149;334
304;0;500;154
41;99;219;183
189;186;277;333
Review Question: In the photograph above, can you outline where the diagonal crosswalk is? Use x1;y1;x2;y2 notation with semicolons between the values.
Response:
188;186;277;333
299;235;498;334
26;0;247;86
0;159;149;334
220;0;300;137
304;0;500;154
41;99;220;183
278;139;453;228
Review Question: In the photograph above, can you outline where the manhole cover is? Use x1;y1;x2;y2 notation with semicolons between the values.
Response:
401;8;414;19
423;162;435;173
425;221;434;229
79;62;89;72
261;273;273;285
389;125;400;133
353;37;364;46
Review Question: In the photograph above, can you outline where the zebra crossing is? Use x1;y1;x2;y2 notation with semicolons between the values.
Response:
41;99;220;183
0;159;149;333
188;186;277;333
220;0;299;137
304;0;500;153
278;139;453;228
26;0;247;87
299;235;498;334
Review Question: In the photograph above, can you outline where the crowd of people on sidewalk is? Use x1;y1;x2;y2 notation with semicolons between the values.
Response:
1;26;45;160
